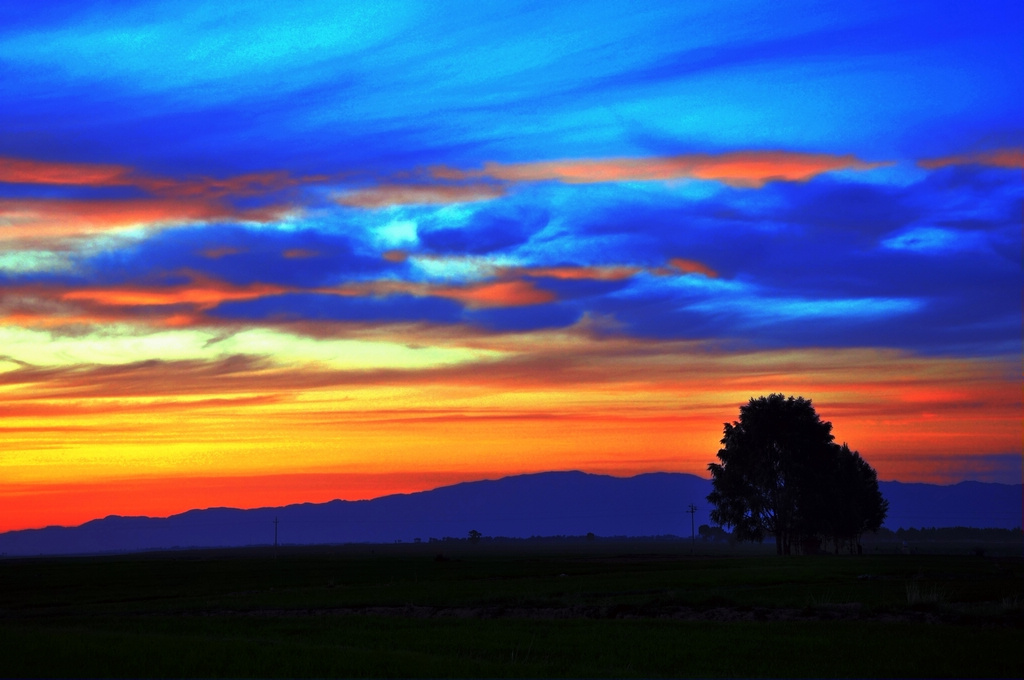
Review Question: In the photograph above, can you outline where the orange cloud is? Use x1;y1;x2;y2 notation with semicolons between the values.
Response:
404;253;718;285
325;278;555;308
140;170;328;199
0;155;333;249
0;156;135;186
62;278;290;310
444;280;555;307
336;183;506;208
2;273;554;336
7;276;553;333
0;156;328;198
0;198;287;243
0;284;220;331
0;311;113;328
283;248;318;259
407;254;708;283
518;265;641;281
918;147;1024;170
0;255;713;335
669;258;718;278
202;246;246;259
431;150;886;188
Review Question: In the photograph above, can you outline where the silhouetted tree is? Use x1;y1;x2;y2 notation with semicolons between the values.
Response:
468;529;482;543
707;394;886;555
698;524;729;542
825;444;888;553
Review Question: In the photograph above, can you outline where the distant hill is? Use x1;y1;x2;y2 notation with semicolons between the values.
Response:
877;480;1021;531
1;471;1019;556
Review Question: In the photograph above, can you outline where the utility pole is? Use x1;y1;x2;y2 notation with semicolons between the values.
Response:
687;504;697;553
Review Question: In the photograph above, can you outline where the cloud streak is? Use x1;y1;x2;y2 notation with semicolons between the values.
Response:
0;157;329;247
431;151;888;188
918;147;1024;170
0;156;136;186
0;197;295;249
337;183;506;208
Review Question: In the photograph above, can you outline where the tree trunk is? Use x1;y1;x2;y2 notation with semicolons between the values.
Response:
775;533;783;555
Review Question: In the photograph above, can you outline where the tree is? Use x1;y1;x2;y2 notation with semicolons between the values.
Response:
707;394;886;555
698;524;729;542
468;529;482;544
825;444;888;553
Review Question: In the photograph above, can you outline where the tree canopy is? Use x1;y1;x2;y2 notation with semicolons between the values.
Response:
707;394;887;555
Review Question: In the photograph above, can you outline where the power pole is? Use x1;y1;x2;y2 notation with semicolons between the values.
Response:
687;504;697;553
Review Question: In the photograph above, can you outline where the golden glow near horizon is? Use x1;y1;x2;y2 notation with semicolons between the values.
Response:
1;312;1019;529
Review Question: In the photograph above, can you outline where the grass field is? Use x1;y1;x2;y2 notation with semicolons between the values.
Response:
1;539;1021;677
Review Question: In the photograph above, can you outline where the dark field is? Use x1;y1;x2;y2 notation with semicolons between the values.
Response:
2;539;1021;677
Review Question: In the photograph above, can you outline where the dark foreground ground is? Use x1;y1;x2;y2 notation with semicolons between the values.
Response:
1;538;1021;677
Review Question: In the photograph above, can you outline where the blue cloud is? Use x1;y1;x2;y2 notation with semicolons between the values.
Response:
212;292;464;325
80;225;392;287
527;276;633;301
419;204;549;255
492;169;1021;353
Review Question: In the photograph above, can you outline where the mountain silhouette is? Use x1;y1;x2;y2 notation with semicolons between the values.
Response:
0;471;1019;556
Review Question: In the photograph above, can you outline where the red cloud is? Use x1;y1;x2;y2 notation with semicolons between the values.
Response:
0;311;116;329
0;156;329;247
140;170;327;199
918;148;1024;170
517;265;641;281
323;278;555;308
444;280;555;307
201;246;246;259
283;248;318;259
0;156;325;197
0;156;136;186
0;198;288;243
407;254;713;283
431;151;886;188
403;254;722;286
62;278;290;310
669;258;718;278
4;272;555;334
2;282;282;332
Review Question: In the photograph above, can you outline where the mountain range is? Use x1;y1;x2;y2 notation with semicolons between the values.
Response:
1;471;1020;556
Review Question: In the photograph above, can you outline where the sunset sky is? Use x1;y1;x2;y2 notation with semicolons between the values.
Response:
1;1;1021;532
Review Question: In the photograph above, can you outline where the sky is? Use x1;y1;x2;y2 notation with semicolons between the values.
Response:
1;0;1021;532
